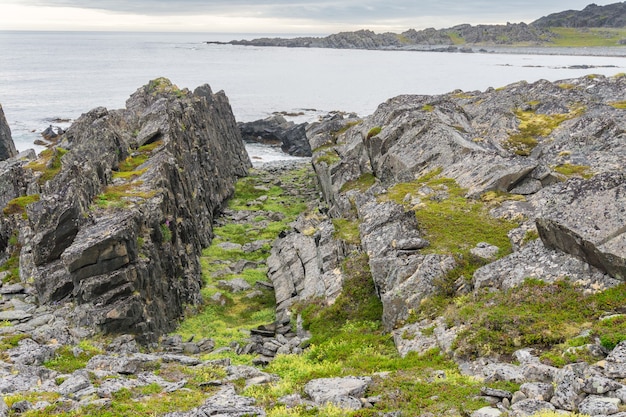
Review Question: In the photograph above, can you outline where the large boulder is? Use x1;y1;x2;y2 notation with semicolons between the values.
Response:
0;104;17;161
238;114;311;157
536;173;626;280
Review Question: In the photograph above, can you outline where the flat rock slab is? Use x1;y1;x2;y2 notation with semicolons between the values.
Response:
0;310;32;322
536;172;626;280
304;376;371;409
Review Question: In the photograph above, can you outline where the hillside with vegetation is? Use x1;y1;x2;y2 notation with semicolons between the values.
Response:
218;2;626;50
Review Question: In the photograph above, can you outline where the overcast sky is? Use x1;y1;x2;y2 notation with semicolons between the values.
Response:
0;0;618;33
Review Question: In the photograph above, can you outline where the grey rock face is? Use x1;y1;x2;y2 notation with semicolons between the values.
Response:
239;114;311;157
0;104;17;161
510;399;555;417
536;173;626;280
6;79;251;342
577;395;621;416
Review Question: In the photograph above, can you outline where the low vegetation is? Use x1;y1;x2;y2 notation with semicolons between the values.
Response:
504;106;584;156
549;27;626;47
26;147;68;184
2;194;40;217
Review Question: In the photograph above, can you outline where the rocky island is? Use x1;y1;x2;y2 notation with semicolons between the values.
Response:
0;73;625;416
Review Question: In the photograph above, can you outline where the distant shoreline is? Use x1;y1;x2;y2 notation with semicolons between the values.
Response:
208;40;626;58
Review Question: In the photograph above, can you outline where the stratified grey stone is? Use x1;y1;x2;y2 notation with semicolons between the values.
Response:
0;104;17;161
0;310;32;322
519;382;554;402
164;385;265;417
582;376;623;395
577;395;620;416
7;338;55;366
217;278;252;293
471;406;502;417
59;371;91;396
536;172;626;280
304;376;371;409
510;399;555;417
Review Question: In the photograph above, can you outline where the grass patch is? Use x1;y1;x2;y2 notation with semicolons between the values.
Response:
340;172;377;193
26;147;68;184
553;163;593;179
94;183;156;209
609;100;626;109
174;165;314;360
504;107;584;156
2;194;40;217
147;77;187;98
313;150;341;165
332;218;361;245
247;253;492;415
44;341;104;373
549;27;626;47
422;104;434;112
0;333;30;351
446;279;626;361
381;170;518;257
366;126;382;139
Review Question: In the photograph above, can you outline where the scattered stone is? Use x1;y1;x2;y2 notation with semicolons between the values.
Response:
471;407;503;417
470;242;500;262
510;399;555;417
304;376;371;410
217;278;252;293
577;395;620;416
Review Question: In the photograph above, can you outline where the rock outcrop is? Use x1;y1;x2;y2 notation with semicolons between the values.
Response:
267;73;626;336
223;23;554;50
0;78;251;342
0;104;17;161
532;2;626;28
238;114;311;157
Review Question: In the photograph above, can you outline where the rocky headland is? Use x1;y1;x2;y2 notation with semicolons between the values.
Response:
0;73;626;416
212;2;626;53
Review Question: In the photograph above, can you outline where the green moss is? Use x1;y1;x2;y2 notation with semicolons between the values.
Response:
3;194;40;217
313;151;341;165
382;171;518;257
44;341;104;373
147;77;187;98
553;163;593;179
331;218;361;245
504;107;584;156
340;172;377;194
94;183;156;209
26;147;68;184
0;333;30;351
610;100;626;109
422;104;434;112
447;31;465;45
366;126;382;139
448;280;626;361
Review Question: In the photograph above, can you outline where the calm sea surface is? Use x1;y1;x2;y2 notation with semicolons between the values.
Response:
1;31;625;155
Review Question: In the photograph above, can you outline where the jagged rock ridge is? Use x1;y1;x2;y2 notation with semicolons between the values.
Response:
0;104;17;162
223;23;553;50
0;78;251;342
532;1;626;28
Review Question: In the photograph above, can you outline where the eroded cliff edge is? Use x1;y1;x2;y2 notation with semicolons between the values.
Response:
0;78;251;342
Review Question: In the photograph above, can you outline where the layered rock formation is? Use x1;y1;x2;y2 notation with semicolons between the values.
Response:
223;23;554;50
0;104;17;161
238;114;311;157
267;73;626;334
0;78;251;342
533;2;626;28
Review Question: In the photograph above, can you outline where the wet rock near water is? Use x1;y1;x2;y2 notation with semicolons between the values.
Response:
238;114;312;157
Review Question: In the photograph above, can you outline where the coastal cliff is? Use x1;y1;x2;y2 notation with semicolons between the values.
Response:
0;78;250;343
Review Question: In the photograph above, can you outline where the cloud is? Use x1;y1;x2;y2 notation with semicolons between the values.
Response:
5;0;618;32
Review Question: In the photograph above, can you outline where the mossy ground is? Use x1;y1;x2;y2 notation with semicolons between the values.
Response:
549;27;626;47
26;147;68;184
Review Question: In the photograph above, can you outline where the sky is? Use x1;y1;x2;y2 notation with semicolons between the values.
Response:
0;0;619;33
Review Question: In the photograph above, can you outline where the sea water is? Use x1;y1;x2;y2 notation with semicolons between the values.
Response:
1;31;625;162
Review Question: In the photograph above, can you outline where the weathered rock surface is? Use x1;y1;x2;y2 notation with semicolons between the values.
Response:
1;78;251;342
238;114;311;157
536;173;626;280
533;2;626;28
224;23;554;50
0;104;17;161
